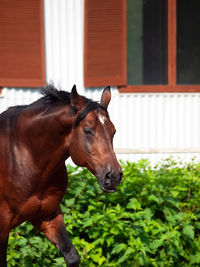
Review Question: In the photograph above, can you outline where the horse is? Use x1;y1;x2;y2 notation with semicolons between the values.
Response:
0;84;122;267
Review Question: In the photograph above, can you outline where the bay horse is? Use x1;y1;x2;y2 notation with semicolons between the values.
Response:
0;84;122;267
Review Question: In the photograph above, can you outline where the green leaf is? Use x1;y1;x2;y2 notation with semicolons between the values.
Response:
82;218;94;228
150;239;163;251
127;198;141;210
111;243;127;255
189;252;200;264
110;226;119;235
64;198;75;207
143;208;153;222
54;257;65;265
85;243;95;253
148;194;160;204
182;225;195;240
90;249;105;265
118;247;134;264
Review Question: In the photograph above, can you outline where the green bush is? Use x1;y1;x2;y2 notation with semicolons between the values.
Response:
7;158;200;266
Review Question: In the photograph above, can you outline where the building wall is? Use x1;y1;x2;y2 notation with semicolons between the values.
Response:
0;0;200;164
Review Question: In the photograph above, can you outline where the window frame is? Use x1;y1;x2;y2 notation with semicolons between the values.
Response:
119;0;200;93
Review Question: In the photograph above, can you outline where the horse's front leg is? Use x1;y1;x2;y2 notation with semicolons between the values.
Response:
32;211;80;267
0;235;9;267
0;206;12;267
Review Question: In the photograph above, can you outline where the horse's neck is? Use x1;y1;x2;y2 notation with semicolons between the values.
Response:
22;105;74;168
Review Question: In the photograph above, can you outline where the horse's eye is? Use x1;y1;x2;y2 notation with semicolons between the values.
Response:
83;128;94;136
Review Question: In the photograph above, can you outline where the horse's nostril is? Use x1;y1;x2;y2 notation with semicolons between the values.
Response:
104;172;111;186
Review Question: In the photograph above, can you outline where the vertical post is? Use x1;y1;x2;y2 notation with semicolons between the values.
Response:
168;0;177;87
122;0;127;86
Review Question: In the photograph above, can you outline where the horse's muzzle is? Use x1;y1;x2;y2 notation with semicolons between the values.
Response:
99;169;123;193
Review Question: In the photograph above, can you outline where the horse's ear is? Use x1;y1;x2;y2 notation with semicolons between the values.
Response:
71;85;85;110
101;86;111;109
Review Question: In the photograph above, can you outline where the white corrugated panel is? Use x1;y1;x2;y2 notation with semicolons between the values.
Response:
111;93;200;153
116;153;200;166
44;0;84;93
0;88;41;114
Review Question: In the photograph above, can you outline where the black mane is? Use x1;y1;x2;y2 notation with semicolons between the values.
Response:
40;84;71;105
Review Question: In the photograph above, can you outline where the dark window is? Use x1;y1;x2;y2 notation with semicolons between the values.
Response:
127;0;168;85
177;0;200;85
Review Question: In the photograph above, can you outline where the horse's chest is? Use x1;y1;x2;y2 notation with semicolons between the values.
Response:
9;170;68;224
10;185;67;228
38;171;68;214
40;187;66;214
17;186;66;220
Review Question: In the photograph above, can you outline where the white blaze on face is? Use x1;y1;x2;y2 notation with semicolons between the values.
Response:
98;114;106;125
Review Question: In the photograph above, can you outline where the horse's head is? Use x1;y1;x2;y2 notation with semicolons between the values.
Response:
69;86;122;193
